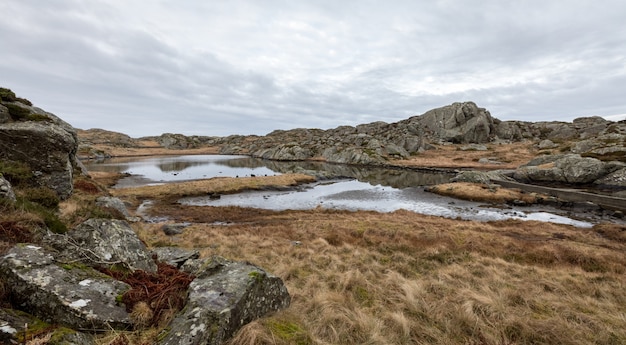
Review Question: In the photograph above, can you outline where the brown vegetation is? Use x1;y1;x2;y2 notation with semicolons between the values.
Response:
5;148;626;344
124;197;626;344
108;174;316;201
427;182;546;204
394;142;536;169
99;261;194;329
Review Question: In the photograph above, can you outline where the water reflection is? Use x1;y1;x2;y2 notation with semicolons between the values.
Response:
83;155;454;188
181;179;593;228
83;155;278;186
84;155;594;227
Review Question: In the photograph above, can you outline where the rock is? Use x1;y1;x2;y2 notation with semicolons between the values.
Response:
547;123;577;141
495;121;524;141
460;144;488;151
538;139;557;149
152;247;200;268
1;308;34;344
160;256;291;345
95;196;131;218
419;102;495;143
0;244;132;331
571;139;600;154
0;103;79;199
0;104;9;124
478;157;501;165
162;223;190;236
555;155;607;184
51;219;157;273
594;167;626;188
514;154;609;184
0;175;16;203
451;170;515;184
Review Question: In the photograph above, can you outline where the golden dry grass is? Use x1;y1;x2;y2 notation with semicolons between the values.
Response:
394;142;536;169
59;163;626;345
108;174;316;200
126;201;626;345
427;182;546;204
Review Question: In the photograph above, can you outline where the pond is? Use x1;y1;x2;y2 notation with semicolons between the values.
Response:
83;155;593;227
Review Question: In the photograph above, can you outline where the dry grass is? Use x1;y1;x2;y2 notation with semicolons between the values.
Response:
127;201;626;345
32;158;624;344
394;142;536;169
108;174;316;201
427;182;546;204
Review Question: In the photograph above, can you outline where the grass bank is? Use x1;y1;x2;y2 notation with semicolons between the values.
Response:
119;176;626;345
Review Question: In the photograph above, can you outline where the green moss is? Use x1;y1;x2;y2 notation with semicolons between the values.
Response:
0;87;17;102
248;270;264;283
265;318;313;345
48;327;77;344
15;97;32;106
5;103;32;120
0;160;33;186
25;113;51;122
60;262;91;271
22;187;59;208
115;294;124;304
14;196;67;233
17;316;53;342
353;285;373;307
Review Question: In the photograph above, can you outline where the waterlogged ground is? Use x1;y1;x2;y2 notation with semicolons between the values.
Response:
88;155;595;227
181;179;593;227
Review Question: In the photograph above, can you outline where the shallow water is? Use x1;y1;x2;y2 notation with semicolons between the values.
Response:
84;155;278;187
181;179;593;227
85;155;594;227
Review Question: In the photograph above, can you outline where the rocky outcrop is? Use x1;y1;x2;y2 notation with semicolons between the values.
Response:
48;218;158;273
451;170;516;184
0;89;79;199
0;218;291;344
0;175;16;202
419;102;496;143
512;154;626;190
160;256;291;345
0;244;133;331
594;168;626;188
215;102;496;165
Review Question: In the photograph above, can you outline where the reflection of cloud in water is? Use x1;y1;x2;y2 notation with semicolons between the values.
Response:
181;180;593;228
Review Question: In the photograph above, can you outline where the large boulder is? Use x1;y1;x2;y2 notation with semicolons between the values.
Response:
47;219;157;273
419;102;495;143
0;101;79;199
514;154;611;184
160;256;291;345
0;244;132;331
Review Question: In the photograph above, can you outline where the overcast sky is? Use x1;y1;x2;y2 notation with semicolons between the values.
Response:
1;1;625;137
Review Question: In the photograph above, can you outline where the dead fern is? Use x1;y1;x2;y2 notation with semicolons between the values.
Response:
99;260;194;328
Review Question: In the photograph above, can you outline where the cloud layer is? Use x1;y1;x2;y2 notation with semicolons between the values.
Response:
1;1;625;137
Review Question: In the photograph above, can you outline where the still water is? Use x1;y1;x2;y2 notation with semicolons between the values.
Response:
84;155;593;227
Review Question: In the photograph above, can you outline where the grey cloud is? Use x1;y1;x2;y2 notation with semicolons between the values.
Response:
1;1;625;137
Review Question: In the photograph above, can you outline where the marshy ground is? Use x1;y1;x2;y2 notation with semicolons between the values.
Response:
84;167;626;345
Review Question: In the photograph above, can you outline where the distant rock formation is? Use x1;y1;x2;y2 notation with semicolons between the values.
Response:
0;88;79;199
76;101;625;168
419;101;495;143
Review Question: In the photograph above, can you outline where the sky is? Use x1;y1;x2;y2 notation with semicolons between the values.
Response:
1;1;625;138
